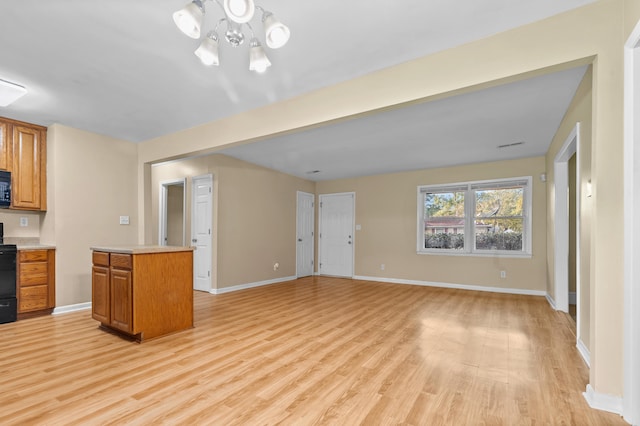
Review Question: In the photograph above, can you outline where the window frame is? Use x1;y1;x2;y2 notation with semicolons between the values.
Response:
416;176;532;257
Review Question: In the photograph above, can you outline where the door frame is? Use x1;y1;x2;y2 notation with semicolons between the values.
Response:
624;18;640;425
553;123;580;316
158;178;186;246
318;192;355;278
296;191;315;278
191;174;214;292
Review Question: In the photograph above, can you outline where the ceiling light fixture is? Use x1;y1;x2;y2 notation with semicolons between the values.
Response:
0;79;27;107
173;0;290;73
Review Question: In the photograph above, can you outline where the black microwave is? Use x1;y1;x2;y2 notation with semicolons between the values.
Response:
0;171;10;208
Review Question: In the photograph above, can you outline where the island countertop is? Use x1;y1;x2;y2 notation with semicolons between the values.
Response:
90;245;195;254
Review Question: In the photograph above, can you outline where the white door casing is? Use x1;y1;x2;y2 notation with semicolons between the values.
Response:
319;193;354;278
192;175;213;292
624;18;640;425
296;191;315;277
553;123;580;315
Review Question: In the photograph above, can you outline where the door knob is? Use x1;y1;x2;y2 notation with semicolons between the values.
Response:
192;238;197;243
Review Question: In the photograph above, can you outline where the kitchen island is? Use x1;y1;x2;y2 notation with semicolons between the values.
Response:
90;245;194;342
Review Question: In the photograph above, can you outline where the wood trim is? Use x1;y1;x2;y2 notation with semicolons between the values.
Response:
48;249;55;308
39;128;46;210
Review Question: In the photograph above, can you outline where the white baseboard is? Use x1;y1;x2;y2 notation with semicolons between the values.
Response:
569;291;577;305
52;302;92;315
577;338;591;367
583;384;623;415
352;275;546;296
546;293;557;309
211;276;297;295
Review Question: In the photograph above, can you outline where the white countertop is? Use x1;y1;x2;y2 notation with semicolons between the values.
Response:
90;245;195;254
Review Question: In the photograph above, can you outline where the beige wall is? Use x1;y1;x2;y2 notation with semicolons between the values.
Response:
151;154;315;290
134;0;631;396
166;184;184;245
42;124;138;306
317;157;546;291
0;211;42;238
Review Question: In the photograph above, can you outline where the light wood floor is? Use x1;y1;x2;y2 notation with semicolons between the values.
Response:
0;277;626;425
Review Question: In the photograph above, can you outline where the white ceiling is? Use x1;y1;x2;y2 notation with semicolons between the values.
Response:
219;66;587;181
0;0;593;179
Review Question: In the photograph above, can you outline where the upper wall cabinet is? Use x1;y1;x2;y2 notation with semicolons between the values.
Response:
0;117;47;211
0;121;10;171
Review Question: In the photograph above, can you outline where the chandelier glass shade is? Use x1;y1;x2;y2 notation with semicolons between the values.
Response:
173;0;290;73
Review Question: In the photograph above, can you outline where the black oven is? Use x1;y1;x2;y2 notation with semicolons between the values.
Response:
0;244;17;324
0;170;10;208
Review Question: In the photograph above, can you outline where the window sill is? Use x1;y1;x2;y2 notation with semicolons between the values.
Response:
417;250;532;259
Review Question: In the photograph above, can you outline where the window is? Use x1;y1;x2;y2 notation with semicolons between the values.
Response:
417;177;532;256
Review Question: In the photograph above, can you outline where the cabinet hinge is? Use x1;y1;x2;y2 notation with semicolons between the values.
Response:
208;271;210;277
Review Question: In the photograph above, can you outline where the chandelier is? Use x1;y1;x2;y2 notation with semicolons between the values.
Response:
172;0;290;73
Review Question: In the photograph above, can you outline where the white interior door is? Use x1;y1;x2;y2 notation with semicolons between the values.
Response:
296;191;314;277
319;193;354;277
191;175;212;292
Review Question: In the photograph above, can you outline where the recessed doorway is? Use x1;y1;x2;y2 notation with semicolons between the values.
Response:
159;178;186;246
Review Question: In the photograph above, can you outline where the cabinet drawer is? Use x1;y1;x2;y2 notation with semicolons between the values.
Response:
110;253;132;270
19;262;48;286
19;250;48;262
19;285;48;312
93;251;109;267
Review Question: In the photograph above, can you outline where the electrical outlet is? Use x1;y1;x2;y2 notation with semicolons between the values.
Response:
380;263;385;271
500;270;506;279
119;216;130;225
19;217;28;227
273;262;279;271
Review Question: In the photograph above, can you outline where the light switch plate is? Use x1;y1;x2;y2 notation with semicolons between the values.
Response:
119;215;130;225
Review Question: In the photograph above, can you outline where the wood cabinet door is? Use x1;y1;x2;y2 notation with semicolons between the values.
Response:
12;125;42;210
110;268;132;333
0;120;9;170
92;265;110;324
19;285;48;312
